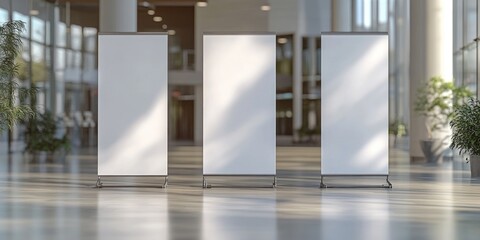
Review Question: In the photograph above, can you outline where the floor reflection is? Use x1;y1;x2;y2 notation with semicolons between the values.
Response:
319;192;389;240
97;190;169;240
202;190;277;240
0;146;479;240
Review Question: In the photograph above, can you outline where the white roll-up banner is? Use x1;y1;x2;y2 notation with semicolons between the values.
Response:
203;34;276;175
321;33;389;175
98;33;168;176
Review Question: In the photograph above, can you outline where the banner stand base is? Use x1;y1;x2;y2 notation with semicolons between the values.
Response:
95;175;168;188
202;175;277;189
320;175;392;189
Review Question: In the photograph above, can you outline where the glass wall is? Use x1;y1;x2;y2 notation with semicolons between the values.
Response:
1;0;413;145
1;0;98;146
352;0;410;129
454;0;479;96
298;0;410;139
300;37;320;141
276;35;294;136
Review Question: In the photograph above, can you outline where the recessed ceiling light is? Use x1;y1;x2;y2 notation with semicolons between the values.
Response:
141;1;150;8
153;16;162;22
261;4;271;11
168;30;176;35
197;1;207;7
147;10;155;15
162;24;168;30
29;9;39;16
277;38;287;44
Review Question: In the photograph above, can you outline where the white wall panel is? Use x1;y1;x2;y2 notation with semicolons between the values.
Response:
98;33;168;176
321;33;389;175
203;34;276;175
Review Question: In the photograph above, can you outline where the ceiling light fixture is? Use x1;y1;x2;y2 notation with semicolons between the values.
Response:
260;4;271;11
153;16;163;22
162;24;168;30
168;30;176;35
29;9;39;16
141;1;150;8
147;9;155;15
197;1;208;7
277;38;288;44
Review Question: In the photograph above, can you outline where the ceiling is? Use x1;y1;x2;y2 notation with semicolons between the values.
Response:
46;0;202;9
46;0;196;49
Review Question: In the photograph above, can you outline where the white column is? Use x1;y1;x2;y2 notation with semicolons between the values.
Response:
194;84;203;144
331;0;352;31
292;33;303;142
99;0;136;32
409;0;453;160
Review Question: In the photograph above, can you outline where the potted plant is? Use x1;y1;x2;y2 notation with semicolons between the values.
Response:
414;76;472;163
25;111;70;162
450;98;480;178
389;120;407;147
0;21;36;135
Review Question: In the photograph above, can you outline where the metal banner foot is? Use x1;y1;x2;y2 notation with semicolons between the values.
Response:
320;176;327;188
383;176;393;188
273;176;277;188
96;177;103;188
162;176;168;188
202;177;208;189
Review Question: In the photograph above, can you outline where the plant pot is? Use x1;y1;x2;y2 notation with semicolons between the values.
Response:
470;155;480;178
420;139;444;163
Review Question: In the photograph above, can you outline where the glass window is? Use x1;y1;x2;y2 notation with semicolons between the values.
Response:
363;0;372;29
55;48;65;69
378;0;388;24
378;0;388;31
46;20;51;45
31;41;44;62
454;51;463;87
20;39;30;62
31;16;45;43
465;0;477;45
71;24;82;50
74;51;81;67
302;38;310;76
0;7;8;24
12;12;29;38
83;53;96;70
57;22;66;47
31;42;46;83
16;41;29;82
276;35;293;77
66;49;74;67
45;46;51;67
464;44;477;92
354;0;364;30
84;27;97;52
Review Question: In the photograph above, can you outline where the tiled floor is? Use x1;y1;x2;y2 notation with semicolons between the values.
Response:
0;145;480;240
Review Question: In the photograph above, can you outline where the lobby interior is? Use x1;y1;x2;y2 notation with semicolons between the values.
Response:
1;0;480;239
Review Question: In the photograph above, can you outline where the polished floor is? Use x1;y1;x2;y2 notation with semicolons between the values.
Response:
1;144;480;240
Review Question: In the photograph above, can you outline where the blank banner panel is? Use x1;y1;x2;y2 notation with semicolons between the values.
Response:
203;34;276;175
321;33;389;175
98;33;168;176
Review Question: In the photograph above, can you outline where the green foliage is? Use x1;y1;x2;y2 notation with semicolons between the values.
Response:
450;98;480;157
389;120;407;137
16;55;47;83
25;111;69;153
0;20;36;133
414;76;472;138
